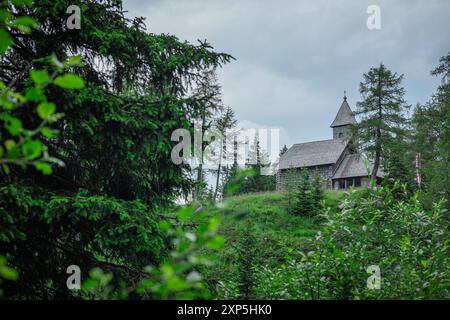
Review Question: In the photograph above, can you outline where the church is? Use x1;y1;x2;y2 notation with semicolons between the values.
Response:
276;94;383;190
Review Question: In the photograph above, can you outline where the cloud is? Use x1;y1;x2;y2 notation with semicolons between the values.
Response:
123;0;450;146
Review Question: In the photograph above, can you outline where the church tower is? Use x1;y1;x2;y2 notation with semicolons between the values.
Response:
330;92;357;140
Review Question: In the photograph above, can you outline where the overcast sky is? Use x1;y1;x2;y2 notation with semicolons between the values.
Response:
123;0;449;148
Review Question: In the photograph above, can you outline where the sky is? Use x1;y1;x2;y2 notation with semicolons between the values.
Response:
123;0;450;148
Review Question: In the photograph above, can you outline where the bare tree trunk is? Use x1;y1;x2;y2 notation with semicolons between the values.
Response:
371;91;383;181
196;164;203;198
213;141;223;201
195;109;206;199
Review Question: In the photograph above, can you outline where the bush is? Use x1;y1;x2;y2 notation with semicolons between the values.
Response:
256;182;449;299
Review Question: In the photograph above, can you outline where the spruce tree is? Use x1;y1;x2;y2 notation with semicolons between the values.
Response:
311;172;324;214
354;63;410;181
295;168;315;216
279;145;288;157
412;54;450;208
212;107;237;201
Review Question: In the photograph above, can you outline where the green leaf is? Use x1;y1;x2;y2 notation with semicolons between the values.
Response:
81;278;98;291
22;139;42;160
30;70;49;85
178;206;194;221
4;139;16;151
34;162;52;175
0;9;12;23
13;16;37;27
166;276;188;291
65;55;82;67
5;116;22;136
0;265;19;280
11;0;33;6
50;54;64;69
0;29;13;54
25;87;45;102
53;73;84;89
208;216;221;232
37;101;56;119
207;235;225;250
41;127;57;138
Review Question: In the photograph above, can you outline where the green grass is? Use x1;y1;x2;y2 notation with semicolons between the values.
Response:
202;190;345;283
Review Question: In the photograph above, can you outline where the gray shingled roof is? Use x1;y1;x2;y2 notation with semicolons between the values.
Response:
332;154;384;179
330;99;357;127
279;139;347;169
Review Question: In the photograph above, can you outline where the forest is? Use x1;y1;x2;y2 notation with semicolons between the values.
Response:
0;0;448;300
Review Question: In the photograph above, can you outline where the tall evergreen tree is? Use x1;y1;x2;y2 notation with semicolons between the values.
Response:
279;144;288;157
0;0;233;298
353;63;410;180
192;69;225;199
412;54;450;208
212;107;237;201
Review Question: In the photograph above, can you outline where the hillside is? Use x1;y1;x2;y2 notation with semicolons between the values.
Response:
202;190;345;286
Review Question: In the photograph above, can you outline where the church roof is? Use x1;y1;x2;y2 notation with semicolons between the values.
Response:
332;154;384;179
279;139;347;169
330;98;357;128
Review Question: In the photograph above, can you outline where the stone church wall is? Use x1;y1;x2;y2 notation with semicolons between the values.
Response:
276;164;334;190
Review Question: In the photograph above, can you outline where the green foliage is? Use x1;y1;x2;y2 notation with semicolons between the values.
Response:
353;63;410;180
0;0;233;299
226;136;276;196
284;169;324;217
0;2;83;174
0;255;18;297
136;206;225;299
201;191;325;298
256;183;449;299
77;205;226;300
0;183;165;298
412;54;450;209
236;221;256;299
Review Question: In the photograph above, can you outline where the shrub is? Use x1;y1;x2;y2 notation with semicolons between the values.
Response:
256;182;449;299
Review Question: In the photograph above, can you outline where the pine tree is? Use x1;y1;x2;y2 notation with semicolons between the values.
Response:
295;168;315;217
354;63;410;181
412;54;450;208
279;145;288;157
192;68;225;199
212;107;237;201
311;172;324;213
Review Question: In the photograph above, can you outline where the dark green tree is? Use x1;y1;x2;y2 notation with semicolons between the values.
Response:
311;172;324;211
279;144;288;157
353;63;410;181
212;107;237;201
411;54;450;208
294;168;316;217
0;0;233;299
192;68;225;200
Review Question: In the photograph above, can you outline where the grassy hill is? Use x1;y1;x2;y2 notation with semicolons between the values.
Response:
202;190;345;286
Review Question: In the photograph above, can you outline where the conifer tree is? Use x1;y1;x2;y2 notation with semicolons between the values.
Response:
354;64;410;180
295;168;315;216
412;54;450;208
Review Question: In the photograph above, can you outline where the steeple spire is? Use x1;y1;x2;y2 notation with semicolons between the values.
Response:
330;95;357;128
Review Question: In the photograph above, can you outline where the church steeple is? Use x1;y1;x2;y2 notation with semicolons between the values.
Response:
331;93;357;139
